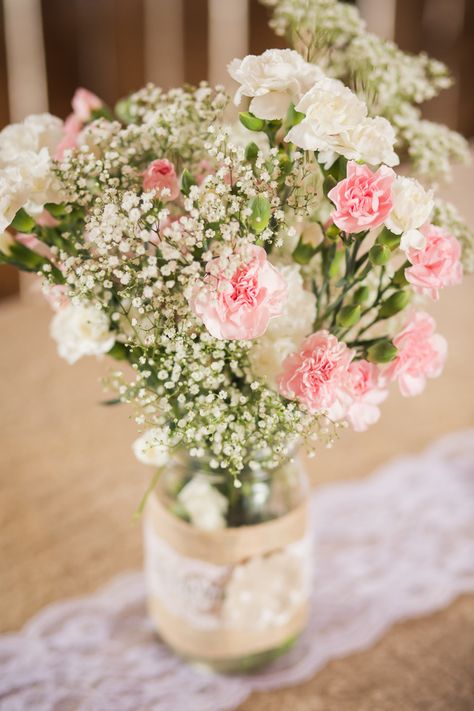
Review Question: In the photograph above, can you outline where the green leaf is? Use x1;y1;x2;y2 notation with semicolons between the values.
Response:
377;227;401;251
248;195;271;233
378;290;410;319
286;103;305;128
10;208;35;233
180;168;196;197
367;339;398;364
323;174;337;197
89;106;114;122
100;398;122;406
369;244;391;266
107;342;129;361
239;111;265;132
336;304;361;328
292;237;316;265
328;248;345;277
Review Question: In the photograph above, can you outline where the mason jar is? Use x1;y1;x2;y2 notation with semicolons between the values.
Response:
143;450;312;673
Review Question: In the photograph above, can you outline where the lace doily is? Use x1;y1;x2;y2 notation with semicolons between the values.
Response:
1;430;474;711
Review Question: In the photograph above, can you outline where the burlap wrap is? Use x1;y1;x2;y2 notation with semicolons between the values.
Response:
145;493;310;660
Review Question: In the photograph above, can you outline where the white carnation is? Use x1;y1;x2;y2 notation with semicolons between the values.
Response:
285;77;367;159
385;176;434;238
177;474;228;530
0;169;28;231
0;113;63;165
228;48;323;120
250;263;315;384
0;113;65;230
132;428;170;468
351;116;399;167
50;302;115;364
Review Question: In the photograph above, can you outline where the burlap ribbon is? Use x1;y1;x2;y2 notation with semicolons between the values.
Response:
145;493;310;660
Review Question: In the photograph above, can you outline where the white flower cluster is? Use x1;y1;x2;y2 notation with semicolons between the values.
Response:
230;49;398;169
259;0;470;183
0;114;65;231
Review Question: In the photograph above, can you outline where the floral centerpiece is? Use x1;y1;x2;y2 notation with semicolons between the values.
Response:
0;0;472;671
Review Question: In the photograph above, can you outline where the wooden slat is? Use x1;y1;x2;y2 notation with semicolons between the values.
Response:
0;0;10;128
458;0;474;137
113;0;145;98
183;0;208;85
41;0;80;117
144;0;184;89
249;0;287;54
208;0;249;87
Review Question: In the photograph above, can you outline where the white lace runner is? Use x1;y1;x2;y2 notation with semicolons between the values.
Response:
1;430;474;711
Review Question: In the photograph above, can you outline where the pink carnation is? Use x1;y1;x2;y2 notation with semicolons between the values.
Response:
329;360;387;432
54;114;82;160
142;159;180;202
190;245;287;340
278;331;353;412
328;161;395;234
385;311;447;397
405;224;462;301
71;87;103;123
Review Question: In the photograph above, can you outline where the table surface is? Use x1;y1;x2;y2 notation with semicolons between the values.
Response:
1;157;474;710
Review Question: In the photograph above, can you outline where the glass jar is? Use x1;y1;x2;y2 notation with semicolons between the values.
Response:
143;450;312;673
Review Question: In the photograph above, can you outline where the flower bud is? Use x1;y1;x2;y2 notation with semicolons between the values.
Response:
353;285;370;304
292;236;315;265
378;290;410;319
369;244;391;266
248;195;271;233
367;339;398;363
377;227;401;251
11;208;35;233
326;223;340;241
239;112;265;132
391;263;409;287
245;142;259;163
180;168;196;197
336;304;361;328
115;97;133;124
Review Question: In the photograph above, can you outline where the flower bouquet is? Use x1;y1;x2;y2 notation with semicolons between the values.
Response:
1;0;472;672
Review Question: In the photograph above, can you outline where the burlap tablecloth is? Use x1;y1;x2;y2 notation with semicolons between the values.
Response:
1;160;474;709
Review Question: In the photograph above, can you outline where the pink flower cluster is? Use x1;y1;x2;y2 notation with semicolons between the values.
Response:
405;224;462;301
190;245;287;340
55;88;103;160
278;331;353;412
142;159;180;201
385;311;447;396
330;360;388;432
328;161;395;233
277;310;447;428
